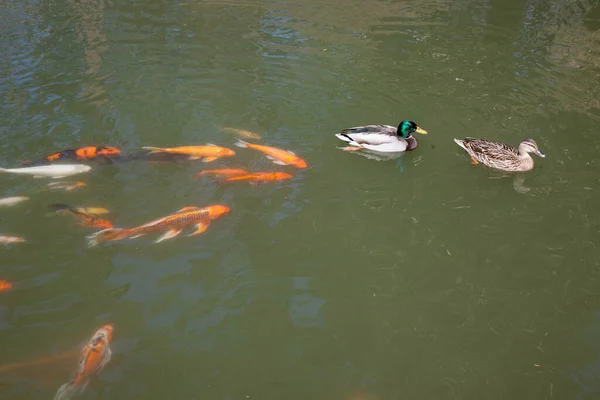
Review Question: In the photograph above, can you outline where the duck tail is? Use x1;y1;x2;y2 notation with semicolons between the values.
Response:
87;228;132;247
453;138;466;150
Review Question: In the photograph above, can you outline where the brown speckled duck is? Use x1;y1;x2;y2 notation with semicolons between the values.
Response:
454;137;545;172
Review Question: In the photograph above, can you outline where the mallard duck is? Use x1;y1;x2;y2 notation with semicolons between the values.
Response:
453;137;545;172
335;120;428;153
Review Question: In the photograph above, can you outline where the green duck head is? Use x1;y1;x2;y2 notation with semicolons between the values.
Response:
397;120;428;138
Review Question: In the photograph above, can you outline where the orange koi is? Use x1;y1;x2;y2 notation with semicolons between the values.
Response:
196;168;249;179
221;127;262;140
0;235;25;244
220;172;293;183
47;181;87;191
53;324;113;400
0;280;12;292
141;144;235;162
22;146;121;165
87;205;230;247
49;204;114;229
234;139;307;168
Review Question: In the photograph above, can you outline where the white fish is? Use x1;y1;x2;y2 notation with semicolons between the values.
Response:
0;196;29;207
0;164;91;179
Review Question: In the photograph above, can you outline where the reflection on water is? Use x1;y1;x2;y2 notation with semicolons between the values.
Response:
1;0;600;398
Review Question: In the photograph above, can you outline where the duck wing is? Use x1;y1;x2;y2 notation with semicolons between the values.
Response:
462;138;518;160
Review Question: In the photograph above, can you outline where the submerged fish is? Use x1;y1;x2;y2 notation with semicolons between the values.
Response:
74;207;110;215
0;280;12;292
53;324;114;400
221;127;262;140
141;144;235;162
196;168;249;179
87;205;230;247
22;146;121;165
233;139;307;168
0;196;29;207
47;181;87;191
49;204;114;229
0;235;25;244
0;164;91;178
220;172;293;183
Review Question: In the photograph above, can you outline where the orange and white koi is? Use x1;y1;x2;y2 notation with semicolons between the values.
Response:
141;144;235;162
53;324;114;400
0;235;25;244
220;172;293;183
196;168;249;179
0;280;12;292
49;204;114;229
221;127;262;140
47;181;87;191
87;205;230;247
234;139;307;168
74;207;110;215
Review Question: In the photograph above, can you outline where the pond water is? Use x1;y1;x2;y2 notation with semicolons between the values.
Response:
1;0;600;398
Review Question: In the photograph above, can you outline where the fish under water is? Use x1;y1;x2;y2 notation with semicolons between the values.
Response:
53;324;114;400
233;139;307;168
195;168;249;179
0;164;91;179
21;146;121;165
87;205;231;247
221;126;262;140
220;172;293;184
141;144;235;162
49;204;114;229
0;235;25;244
47;181;87;191
0;196;29;207
0;280;12;292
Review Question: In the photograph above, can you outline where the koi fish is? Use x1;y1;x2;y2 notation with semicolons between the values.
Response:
0;280;12;292
221;127;262;140
47;181;87;191
233;139;307;168
220;172;293;183
22;146;121;165
0;196;29;207
141;144;235;162
53;324;114;400
49;204;113;229
87;205;230;247
74;207;110;215
0;235;25;244
195;168;249;179
0;164;91;178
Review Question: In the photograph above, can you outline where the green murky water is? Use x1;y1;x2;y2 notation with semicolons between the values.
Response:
1;0;600;398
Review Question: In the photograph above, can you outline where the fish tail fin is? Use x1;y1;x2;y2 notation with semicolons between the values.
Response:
48;203;73;213
53;382;80;400
141;146;165;155
0;168;6;173
87;228;132;247
233;138;249;148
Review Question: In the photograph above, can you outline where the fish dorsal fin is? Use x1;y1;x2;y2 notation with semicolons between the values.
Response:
206;143;216;147
287;150;296;155
177;206;200;213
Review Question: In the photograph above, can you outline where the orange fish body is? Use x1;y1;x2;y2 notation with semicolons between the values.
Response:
54;324;113;400
141;145;235;162
0;235;25;244
234;139;307;168
222;172;293;183
23;146;121;165
0;280;12;292
196;168;249;179
87;205;230;246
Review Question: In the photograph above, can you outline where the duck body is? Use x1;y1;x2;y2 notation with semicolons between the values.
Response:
454;137;545;172
335;120;427;153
